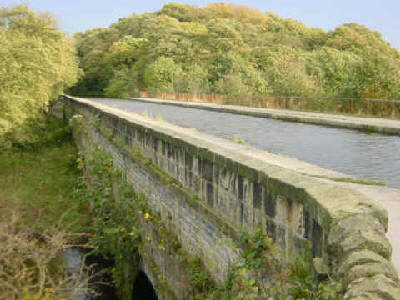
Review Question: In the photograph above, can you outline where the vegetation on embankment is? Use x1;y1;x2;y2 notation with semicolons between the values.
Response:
0;5;79;149
0;119;90;299
0;5;91;298
70;2;400;105
77;140;343;300
0;124;86;232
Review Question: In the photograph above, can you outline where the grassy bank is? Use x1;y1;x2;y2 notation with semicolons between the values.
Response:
0;138;92;299
0;143;88;233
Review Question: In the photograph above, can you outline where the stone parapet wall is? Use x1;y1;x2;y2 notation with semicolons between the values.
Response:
61;95;400;299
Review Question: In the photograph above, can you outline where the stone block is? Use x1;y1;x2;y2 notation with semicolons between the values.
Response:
64;96;400;299
344;274;400;300
338;250;398;287
329;214;391;260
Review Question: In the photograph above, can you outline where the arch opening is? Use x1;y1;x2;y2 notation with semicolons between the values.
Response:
132;271;158;300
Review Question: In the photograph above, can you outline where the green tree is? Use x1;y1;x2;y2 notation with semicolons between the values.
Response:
104;66;139;98
143;57;183;92
306;47;362;97
103;36;149;97
106;36;148;67
260;47;321;97
174;64;210;94
69;27;120;95
326;23;400;98
69;3;400;101
0;5;79;148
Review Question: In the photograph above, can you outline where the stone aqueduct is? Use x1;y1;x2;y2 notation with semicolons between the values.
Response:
57;95;400;299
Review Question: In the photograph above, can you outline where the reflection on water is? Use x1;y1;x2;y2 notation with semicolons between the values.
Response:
62;248;119;300
93;98;400;188
62;248;89;300
62;249;159;300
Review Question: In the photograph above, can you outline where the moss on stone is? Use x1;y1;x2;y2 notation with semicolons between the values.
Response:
65;95;400;299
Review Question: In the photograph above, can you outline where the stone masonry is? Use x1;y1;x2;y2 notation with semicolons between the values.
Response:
60;95;400;299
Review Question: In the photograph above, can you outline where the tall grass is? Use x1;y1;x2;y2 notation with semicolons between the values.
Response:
0;120;91;299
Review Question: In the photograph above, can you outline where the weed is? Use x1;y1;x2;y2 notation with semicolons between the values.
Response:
229;137;247;145
77;148;141;299
73;119;343;299
314;175;386;186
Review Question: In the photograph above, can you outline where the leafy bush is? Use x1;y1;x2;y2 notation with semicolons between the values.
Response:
71;3;400;101
0;5;79;149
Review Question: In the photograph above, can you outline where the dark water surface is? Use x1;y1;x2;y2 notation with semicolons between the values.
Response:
91;98;400;188
132;271;159;300
62;248;119;300
63;249;158;300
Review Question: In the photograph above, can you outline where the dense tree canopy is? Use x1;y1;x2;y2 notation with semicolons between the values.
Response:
0;5;79;148
69;3;400;100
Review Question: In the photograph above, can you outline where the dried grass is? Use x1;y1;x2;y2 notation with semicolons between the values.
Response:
0;213;91;300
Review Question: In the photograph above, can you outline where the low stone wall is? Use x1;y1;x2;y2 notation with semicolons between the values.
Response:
60;95;400;299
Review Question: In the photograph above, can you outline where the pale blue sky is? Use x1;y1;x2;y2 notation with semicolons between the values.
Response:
3;0;400;49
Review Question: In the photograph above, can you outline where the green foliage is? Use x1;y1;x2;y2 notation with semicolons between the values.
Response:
0;131;86;234
314;175;386;186
104;66;139;98
324;23;400;98
225;229;343;300
144;56;183;92
106;36;149;67
103;36;149;98
71;3;400;101
227;228;278;299
158;3;208;23
204;3;269;26
13;117;73;151
235;229;276;270
187;257;212;292
261;47;321;97
306;47;362;97
74;134;343;299
0;5;79;149
76;147;141;299
177;64;210;93
277;250;342;300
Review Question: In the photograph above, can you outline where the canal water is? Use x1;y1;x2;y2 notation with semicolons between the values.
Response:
92;98;400;188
